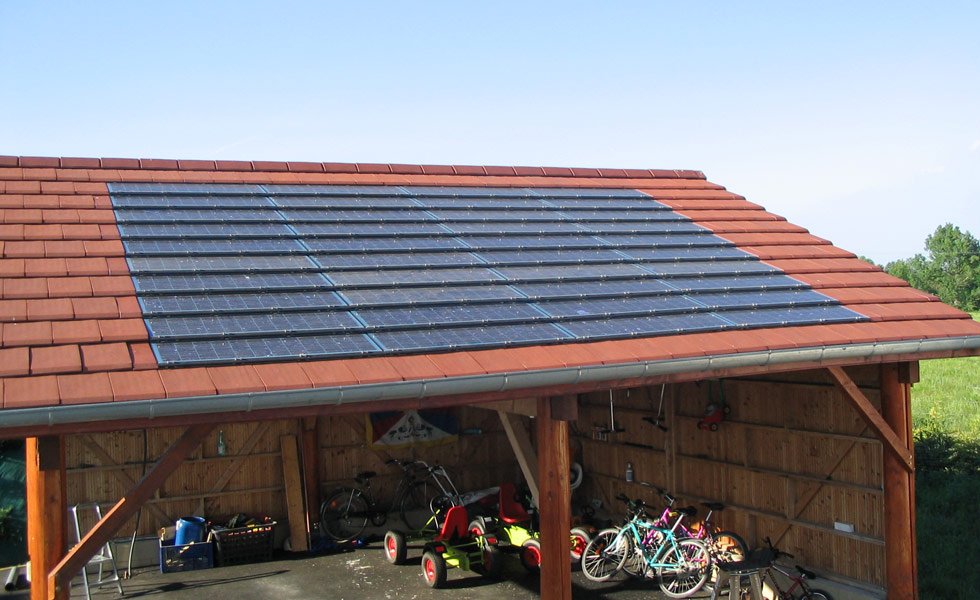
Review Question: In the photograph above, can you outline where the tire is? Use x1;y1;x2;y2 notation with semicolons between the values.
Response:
710;530;748;563
805;591;834;600
468;516;490;538
479;545;503;579
520;538;542;573
581;527;629;582
400;480;437;533
656;538;711;598
623;528;662;579
383;530;407;565
319;487;370;543
569;527;591;564
421;550;447;589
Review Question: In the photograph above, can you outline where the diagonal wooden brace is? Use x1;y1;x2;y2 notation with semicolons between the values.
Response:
48;423;215;599
827;367;913;472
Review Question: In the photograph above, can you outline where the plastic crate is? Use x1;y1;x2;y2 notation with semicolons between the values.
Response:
159;538;214;573
212;521;276;566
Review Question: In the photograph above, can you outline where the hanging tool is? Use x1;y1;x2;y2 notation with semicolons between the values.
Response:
698;379;731;431
642;384;669;432
593;389;626;439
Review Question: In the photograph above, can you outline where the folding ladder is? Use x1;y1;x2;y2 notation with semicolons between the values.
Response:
69;503;124;600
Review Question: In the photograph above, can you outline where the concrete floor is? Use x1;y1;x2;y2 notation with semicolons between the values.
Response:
7;542;713;600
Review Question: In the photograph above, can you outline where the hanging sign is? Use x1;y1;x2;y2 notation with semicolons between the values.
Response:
367;409;459;448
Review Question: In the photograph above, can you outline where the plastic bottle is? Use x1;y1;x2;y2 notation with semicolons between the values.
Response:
217;430;227;456
625;461;634;483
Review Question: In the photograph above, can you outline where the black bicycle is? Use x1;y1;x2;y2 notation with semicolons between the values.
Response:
319;459;458;543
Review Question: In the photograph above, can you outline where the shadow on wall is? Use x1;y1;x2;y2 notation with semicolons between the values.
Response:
0;440;26;568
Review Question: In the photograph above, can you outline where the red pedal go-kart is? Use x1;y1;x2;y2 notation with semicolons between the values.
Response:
384;505;502;589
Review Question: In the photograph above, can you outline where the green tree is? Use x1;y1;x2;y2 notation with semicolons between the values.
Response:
886;224;980;310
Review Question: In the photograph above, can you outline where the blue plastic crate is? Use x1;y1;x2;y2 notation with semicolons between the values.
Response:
159;538;214;573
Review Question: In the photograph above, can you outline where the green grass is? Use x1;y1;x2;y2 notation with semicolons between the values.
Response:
913;312;980;599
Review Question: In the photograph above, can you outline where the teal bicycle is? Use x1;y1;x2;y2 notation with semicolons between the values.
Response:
581;494;711;598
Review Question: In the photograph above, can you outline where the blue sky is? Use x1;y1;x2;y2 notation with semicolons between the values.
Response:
2;1;977;264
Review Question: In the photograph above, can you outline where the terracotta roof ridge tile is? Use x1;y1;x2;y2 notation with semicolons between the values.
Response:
0;155;708;180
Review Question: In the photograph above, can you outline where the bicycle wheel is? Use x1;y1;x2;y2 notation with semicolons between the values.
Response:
655;538;711;598
399;480;438;533
709;530;748;562
804;590;834;600
320;487;370;543
581;527;630;582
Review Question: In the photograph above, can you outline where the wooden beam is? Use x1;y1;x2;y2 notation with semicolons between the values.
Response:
26;436;66;600
881;363;918;600
48;424;214;600
77;435;172;527
300;417;321;538
537;396;572;600
479;397;537;417
280;435;308;551
497;411;539;506
827;366;913;471
203;422;273;514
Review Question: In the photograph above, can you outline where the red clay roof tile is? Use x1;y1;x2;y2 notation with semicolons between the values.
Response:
0;299;27;322
26;298;73;321
51;319;102;344
115;297;141;318
387;355;446;380
0;259;24;277
83;240;125;257
129;343;156;370
20;157;61;168
252;362;313;391
58;372;113;404
177;159;217;171
61;158;101;169
158;368;216;398
3;375;59;408
24;258;68;277
215;160;253;171
30;345;81;375
3;321;52;346
0;347;29;376
344;357;404;384
46;276;93;297
4;241;44;257
44;241;85;257
2;278;48;299
90;276;134;296
107;370;165;401
300;360;359;387
70;297;118;319
425;352;488;378
97;318;148;342
80;342;131;371
207;365;267;395
252;161;289;172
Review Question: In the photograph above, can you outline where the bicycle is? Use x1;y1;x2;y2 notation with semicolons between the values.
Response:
756;537;834;600
581;494;711;598
319;459;456;543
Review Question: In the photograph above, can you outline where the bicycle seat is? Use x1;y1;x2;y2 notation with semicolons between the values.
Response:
434;505;470;543
677;505;698;517
796;565;816;579
701;501;726;512
354;471;377;484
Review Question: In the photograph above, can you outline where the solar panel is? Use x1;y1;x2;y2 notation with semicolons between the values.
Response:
147;310;361;340
118;223;294;239
356;302;544;328
374;322;571;352
340;285;524;306
314;252;483;270
140;291;346;315
110;183;867;368
129;255;318;274
124;238;307;256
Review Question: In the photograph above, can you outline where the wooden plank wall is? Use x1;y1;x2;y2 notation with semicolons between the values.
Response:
64;407;519;539
573;366;886;589
317;408;518;506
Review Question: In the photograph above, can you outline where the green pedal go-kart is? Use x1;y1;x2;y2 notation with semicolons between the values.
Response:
384;504;502;589
467;482;592;572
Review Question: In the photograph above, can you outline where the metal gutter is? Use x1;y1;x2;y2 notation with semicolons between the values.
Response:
2;336;979;432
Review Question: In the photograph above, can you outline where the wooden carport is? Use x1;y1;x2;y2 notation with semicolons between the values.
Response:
2;155;979;600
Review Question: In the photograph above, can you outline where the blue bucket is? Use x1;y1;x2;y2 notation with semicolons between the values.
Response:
175;516;206;545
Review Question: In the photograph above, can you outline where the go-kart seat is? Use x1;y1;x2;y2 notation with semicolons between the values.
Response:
498;482;531;524
434;505;470;542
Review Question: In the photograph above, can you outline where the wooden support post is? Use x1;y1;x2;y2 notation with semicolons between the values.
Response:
280;435;309;551
827;366;913;471
497;410;539;506
26;436;66;600
881;363;918;600
48;424;213;600
537;396;572;600
301;417;321;537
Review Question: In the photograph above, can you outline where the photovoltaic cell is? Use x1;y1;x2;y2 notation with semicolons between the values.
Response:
147;310;361;340
355;302;543;328
328;267;501;287
124;238;306;256
115;209;282;223
719;305;866;327
494;263;649;281
279;209;434;222
135;272;328;293
620;247;749;262
513;279;674;299
292;223;450;236
314;252;483;270
415;197;550;209
305;237;466;252
273;195;418;208
637;260;778;277
537;296;700;319
128;255;318;273
374;322;571;352
474;249;626;265
561;313;729;339
109;182;265;194
118;223;294;238
462;235;607;249
264;184;407;196
111;195;275;208
155;333;378;365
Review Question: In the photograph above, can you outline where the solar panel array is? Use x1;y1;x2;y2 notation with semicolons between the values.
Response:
108;183;867;367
